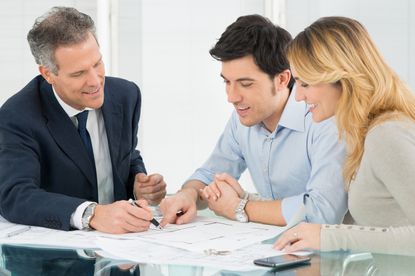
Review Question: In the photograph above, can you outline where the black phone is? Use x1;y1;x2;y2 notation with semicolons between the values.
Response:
253;254;311;268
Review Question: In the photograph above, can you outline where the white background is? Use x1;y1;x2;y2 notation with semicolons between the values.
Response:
1;0;414;193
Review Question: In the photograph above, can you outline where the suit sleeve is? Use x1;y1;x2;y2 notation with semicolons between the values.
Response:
128;83;147;176
0;109;84;230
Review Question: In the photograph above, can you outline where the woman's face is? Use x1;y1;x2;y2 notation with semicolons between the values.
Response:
292;68;342;122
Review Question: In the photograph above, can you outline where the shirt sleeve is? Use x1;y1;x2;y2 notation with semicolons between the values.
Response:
187;112;247;185
321;224;415;256
301;116;348;224
70;201;94;230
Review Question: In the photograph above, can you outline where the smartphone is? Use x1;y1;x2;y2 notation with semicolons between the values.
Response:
253;254;311;268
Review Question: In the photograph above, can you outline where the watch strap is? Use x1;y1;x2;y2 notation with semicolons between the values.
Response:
81;202;97;230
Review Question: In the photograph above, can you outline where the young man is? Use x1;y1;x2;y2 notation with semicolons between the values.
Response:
0;7;166;233
160;15;347;226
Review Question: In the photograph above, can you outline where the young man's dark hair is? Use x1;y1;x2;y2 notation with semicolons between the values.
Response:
209;14;294;90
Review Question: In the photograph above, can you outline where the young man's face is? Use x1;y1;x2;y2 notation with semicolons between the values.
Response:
41;32;105;110
221;55;286;132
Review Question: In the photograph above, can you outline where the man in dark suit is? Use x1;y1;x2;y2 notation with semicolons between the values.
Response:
0;7;166;233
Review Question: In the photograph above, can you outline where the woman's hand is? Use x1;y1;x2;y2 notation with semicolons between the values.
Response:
274;222;322;252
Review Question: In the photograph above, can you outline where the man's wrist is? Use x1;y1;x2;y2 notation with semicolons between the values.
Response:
81;202;97;230
234;195;249;223
178;187;199;203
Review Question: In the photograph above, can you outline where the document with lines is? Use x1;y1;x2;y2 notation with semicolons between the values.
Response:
97;216;287;253
96;236;312;271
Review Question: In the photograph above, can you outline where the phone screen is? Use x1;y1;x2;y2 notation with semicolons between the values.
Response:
253;254;311;268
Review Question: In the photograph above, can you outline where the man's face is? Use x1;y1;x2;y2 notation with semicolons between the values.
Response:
221;55;283;132
41;32;105;110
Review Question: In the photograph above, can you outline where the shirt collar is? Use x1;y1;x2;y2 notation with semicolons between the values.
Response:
52;86;93;118
278;86;307;133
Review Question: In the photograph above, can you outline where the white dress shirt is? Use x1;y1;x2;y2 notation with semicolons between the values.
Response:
52;87;114;229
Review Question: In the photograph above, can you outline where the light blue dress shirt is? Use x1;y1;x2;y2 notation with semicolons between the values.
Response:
188;92;348;224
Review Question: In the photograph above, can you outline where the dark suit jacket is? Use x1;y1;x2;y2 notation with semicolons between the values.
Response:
0;75;146;230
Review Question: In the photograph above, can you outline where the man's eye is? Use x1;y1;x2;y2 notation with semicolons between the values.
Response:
241;82;253;88
94;60;102;68
71;72;83;77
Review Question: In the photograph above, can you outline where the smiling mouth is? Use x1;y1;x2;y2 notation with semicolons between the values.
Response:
83;87;100;95
308;103;318;110
237;106;249;111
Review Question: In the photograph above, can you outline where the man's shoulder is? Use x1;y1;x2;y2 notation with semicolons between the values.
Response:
104;76;139;93
1;76;44;116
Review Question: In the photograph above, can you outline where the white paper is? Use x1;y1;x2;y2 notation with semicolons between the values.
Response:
0;216;97;248
95;236;311;272
95;216;287;254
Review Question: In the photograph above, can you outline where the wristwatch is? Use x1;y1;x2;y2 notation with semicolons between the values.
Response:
82;203;97;230
234;194;249;223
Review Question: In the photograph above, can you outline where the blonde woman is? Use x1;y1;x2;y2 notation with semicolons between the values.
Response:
274;16;415;256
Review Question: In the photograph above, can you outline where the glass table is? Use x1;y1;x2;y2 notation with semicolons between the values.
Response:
1;243;414;276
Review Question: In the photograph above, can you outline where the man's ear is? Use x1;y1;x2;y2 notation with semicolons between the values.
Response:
273;69;291;91
39;66;54;84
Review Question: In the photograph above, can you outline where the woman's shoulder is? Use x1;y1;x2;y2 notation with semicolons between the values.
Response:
366;113;415;150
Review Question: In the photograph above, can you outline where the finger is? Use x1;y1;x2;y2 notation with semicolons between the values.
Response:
138;182;166;194
176;207;196;225
144;190;167;205
160;213;177;227
148;173;163;184
274;230;298;250
123;214;151;233
199;188;210;200
128;203;153;221
147;189;167;201
209;181;221;198
215;172;234;183
284;239;308;253
135;173;149;183
136;199;150;208
216;173;242;192
204;186;219;201
159;202;180;226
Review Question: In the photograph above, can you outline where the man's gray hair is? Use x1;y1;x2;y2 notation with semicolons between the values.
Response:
27;7;97;75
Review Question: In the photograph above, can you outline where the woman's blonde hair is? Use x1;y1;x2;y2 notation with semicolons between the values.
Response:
287;16;415;187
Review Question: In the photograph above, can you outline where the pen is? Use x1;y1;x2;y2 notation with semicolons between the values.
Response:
128;199;162;229
6;226;31;238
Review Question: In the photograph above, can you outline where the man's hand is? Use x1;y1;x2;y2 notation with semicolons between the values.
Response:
159;188;198;227
200;173;245;200
200;179;241;220
89;199;153;234
215;173;245;198
134;173;167;205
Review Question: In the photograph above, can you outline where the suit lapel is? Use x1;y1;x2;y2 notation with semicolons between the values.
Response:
40;80;97;187
101;87;123;166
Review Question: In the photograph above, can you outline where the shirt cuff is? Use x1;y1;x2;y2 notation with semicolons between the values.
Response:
281;193;305;224
70;201;95;230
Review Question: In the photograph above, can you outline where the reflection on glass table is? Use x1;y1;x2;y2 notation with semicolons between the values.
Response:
1;244;415;276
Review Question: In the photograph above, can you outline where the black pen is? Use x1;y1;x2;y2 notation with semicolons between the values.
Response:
128;199;162;229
